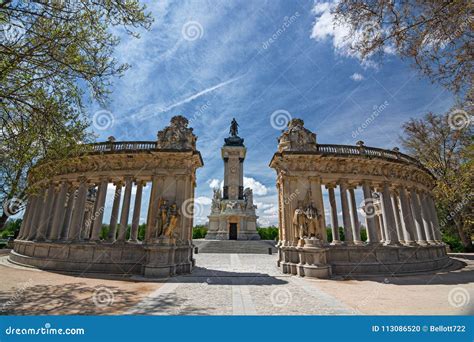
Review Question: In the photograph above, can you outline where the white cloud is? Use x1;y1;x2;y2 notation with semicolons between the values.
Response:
310;1;390;69
207;178;221;189
244;177;268;196
350;73;364;81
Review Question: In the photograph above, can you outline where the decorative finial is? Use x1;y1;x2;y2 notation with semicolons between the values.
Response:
356;140;365;147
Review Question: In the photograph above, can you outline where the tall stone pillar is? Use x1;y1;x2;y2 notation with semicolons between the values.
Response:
90;178;108;241
409;188;426;245
27;189;46;240
21;195;38;240
419;191;436;244
326;184;341;244
348;186;362;244
130;180;144;242
36;183;55;241
118;177;133;242
361;181;378;244
145;175;165;242
397;186;416;245
379;182;398;245
68;178;88;241
390;192;405;244
61;187;76;240
18;196;33;240
108;181;123;242
49;181;69;240
427;194;442;243
339;182;353;243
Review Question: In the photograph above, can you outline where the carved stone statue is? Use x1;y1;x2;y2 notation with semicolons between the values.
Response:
163;203;179;239
229;118;239;136
211;188;221;212
277;118;317;153
243;187;255;210
157;115;197;150
304;203;320;239
155;199;169;238
293;206;308;239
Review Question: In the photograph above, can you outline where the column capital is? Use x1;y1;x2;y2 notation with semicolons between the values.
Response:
325;183;336;189
135;179;146;186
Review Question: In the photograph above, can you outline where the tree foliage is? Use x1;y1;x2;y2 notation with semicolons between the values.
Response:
400;108;473;251
333;0;473;95
0;0;152;228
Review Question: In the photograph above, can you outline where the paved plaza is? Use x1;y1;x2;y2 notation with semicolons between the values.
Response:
0;251;473;315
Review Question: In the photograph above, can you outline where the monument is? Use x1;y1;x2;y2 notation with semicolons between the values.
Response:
206;119;260;240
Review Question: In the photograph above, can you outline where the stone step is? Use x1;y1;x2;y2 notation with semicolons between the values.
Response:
192;239;277;254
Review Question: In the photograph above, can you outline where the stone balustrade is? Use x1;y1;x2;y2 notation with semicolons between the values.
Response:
10;116;203;278
270;118;450;278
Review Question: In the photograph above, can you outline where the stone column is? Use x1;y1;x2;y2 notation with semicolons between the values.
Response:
21;195;38;240
117;177;133;242
390;191;405;244
419;191;436;244
130;180;144;242
361;181;378;244
326;184;341;244
375;214;384;243
36;183;56;241
17;196;33;239
339;182;353;243
397;186;416;245
427;194;442;243
49;181;69;240
108;181;123;242
348;186;363;244
409;188;426;245
281;176;291;245
27;189;46;240
68;178;88;241
145;175;166;242
90;178;108;241
61;187;76;240
379;182;398;245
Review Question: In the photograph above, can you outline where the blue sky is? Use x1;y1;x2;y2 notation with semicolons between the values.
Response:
85;0;455;227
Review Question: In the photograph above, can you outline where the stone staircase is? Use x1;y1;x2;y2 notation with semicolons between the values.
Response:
192;239;277;254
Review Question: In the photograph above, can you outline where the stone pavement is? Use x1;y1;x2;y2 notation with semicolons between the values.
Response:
127;253;358;315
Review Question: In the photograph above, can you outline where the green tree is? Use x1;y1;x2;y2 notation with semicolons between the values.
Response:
401;109;473;251
332;0;472;95
0;1;152;229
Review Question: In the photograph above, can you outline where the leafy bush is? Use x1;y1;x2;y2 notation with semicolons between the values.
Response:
1;219;22;239
192;226;208;239
257;226;279;240
443;233;464;252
